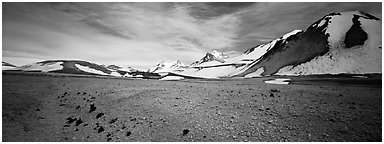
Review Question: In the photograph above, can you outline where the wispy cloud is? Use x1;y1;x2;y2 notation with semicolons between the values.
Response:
3;2;245;67
2;2;381;68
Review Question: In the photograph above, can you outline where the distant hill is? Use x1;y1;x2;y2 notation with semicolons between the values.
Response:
2;61;17;70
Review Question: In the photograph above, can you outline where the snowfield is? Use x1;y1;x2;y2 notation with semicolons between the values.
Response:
75;64;109;75
264;79;291;85
159;76;184;81
2;66;17;70
17;62;63;72
149;60;188;73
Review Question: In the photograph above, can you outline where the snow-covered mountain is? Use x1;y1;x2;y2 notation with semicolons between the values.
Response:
12;60;145;77
168;29;305;78
170;11;381;78
2;61;17;70
5;11;380;79
148;60;189;73
235;11;381;77
190;50;227;66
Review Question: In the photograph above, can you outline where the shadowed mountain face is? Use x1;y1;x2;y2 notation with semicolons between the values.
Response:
236;14;332;76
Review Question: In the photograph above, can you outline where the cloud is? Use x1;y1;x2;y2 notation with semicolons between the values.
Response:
51;2;242;51
2;2;381;68
3;2;244;68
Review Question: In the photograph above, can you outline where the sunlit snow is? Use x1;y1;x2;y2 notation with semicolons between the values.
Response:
75;64;109;75
264;79;291;85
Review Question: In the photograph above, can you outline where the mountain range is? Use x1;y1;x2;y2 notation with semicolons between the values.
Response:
3;11;381;79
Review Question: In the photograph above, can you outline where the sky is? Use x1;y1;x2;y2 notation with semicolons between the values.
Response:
2;2;381;69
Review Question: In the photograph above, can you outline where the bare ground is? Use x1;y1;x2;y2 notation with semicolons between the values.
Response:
2;72;382;142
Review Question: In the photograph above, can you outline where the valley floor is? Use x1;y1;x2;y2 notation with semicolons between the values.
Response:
2;72;382;142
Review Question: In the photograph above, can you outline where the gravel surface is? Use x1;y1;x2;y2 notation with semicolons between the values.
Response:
2;72;381;142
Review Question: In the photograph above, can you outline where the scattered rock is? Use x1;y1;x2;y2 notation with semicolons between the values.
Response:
96;113;104;119
89;104;96;113
75;118;83;126
183;129;190;136
270;89;280;93
126;131;132;136
109;118;118;124
66;117;77;124
97;126;105;133
107;132;112;137
268;120;273;124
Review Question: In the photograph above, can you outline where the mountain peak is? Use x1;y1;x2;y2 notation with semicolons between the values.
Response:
190;50;226;66
149;60;188;73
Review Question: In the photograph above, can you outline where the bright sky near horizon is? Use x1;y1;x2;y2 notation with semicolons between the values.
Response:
2;2;381;69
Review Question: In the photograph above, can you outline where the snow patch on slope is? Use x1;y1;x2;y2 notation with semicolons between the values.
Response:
17;62;63;72
75;64;109;75
110;71;122;77
159;76;184;81
176;66;243;79
2;66;17;70
149;60;188;73
265;79;290;85
282;30;303;39
276;43;381;75
245;67;264;78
